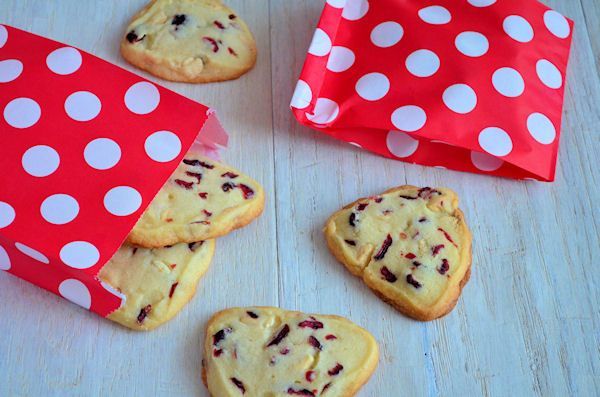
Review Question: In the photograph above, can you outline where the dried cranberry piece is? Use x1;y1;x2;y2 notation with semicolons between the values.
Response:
374;197;383;203
406;274;422;289
231;377;246;394
280;347;290;355
214;20;225;29
229;14;237;19
203;37;219;52
322;383;332;394
222;182;235;192
175;179;194;189
374;234;392;261
287;388;315;396
222;171;239;178
438;259;450;275
213;348;223;357
186;171;202;184
405;253;416;259
432;244;445;257
438;228;458;247
198;192;208;199
357;203;369;211
412;261;422;267
183;159;215;169
305;370;316;382
169;282;178;298
267;324;290;347
126;31;145;43
132;247;138;255
171;14;186;26
308;336;322;350
328;363;344;376
298;317;324;330
418;187;441;199
203;209;213;217
344;239;356;246
137;305;152;324
380;266;397;283
400;195;417;200
213;327;232;346
239;184;255;199
418;217;428;223
325;334;337;340
246;311;259;319
349;213;357;227
188;242;203;251
228;47;238;56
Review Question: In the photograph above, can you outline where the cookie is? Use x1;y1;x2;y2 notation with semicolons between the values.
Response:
121;0;257;83
127;152;264;248
324;186;472;321
99;240;215;331
202;307;379;397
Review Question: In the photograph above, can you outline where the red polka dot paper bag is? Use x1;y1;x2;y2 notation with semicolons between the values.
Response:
0;25;228;316
291;0;574;181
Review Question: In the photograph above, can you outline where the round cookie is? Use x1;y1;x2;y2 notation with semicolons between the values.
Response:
99;240;215;331
121;0;257;83
202;307;379;397
128;152;264;248
324;186;472;321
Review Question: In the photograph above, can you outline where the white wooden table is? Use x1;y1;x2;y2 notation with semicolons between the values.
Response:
1;1;598;396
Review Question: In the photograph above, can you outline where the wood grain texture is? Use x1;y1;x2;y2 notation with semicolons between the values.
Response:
0;0;598;396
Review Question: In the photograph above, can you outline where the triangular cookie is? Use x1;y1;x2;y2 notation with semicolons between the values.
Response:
128;151;264;248
203;307;379;396
325;186;472;321
99;240;215;330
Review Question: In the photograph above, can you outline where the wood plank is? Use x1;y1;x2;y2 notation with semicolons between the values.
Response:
579;0;600;68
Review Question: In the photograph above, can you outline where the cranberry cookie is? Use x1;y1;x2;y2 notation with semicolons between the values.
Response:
128;151;264;248
324;186;472;321
121;0;257;83
202;307;379;396
99;240;215;331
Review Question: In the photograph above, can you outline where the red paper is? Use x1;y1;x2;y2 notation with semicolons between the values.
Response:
0;25;227;316
291;0;573;181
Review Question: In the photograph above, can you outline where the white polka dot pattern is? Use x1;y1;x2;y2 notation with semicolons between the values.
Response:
0;246;10;271
0;24;219;317
0;59;23;82
4;98;41;128
0;202;16;228
371;22;403;48
406;49;440;78
65;91;101;121
125;82;160;114
15;242;49;264
60;241;100;269
59;279;92;310
46;47;82;75
103;186;143;216
22;145;60;177
355;73;390;101
41;194;80;225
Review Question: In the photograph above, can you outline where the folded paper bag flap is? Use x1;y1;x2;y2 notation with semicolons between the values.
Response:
0;25;227;316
